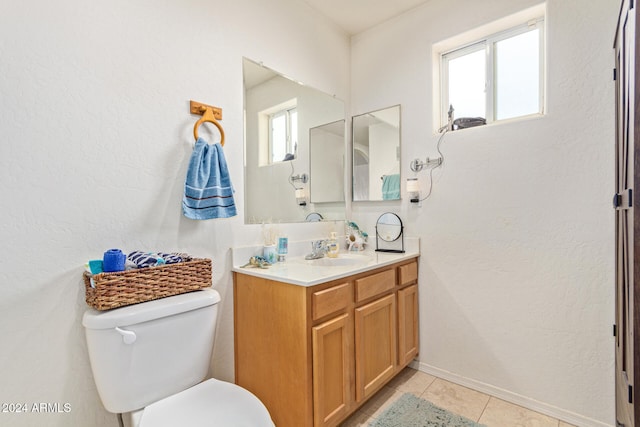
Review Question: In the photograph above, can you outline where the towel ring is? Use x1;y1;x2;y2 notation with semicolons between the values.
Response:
194;107;225;146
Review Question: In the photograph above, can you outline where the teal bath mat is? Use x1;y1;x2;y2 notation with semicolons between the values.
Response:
370;393;487;427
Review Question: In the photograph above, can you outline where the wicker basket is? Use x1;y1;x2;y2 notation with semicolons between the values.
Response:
83;258;212;311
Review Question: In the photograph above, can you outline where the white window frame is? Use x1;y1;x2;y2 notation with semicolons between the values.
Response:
268;106;297;163
440;17;545;128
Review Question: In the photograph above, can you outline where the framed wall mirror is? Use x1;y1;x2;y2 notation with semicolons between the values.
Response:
352;105;401;202
243;58;346;224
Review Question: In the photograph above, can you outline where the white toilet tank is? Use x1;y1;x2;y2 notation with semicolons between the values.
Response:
82;289;220;414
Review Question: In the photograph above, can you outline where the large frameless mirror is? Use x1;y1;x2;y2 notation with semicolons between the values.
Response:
243;58;346;224
352;105;401;202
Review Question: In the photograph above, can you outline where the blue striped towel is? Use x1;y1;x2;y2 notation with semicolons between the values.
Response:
127;251;184;268
183;137;237;219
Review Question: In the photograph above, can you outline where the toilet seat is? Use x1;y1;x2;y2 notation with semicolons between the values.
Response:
138;378;274;427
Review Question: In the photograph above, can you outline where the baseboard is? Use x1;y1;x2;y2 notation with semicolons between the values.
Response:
415;362;612;427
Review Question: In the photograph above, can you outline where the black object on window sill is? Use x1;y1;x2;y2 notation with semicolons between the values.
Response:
453;117;486;130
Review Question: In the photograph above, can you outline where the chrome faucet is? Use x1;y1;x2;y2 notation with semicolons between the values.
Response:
305;240;328;260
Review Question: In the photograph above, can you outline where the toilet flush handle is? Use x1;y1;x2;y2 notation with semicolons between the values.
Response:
114;327;137;345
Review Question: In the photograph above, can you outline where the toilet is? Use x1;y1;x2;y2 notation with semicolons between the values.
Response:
82;288;274;426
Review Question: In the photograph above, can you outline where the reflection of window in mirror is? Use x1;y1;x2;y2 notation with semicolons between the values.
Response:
258;99;298;165
269;106;297;163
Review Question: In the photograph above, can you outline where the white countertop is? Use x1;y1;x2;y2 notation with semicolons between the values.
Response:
232;238;420;287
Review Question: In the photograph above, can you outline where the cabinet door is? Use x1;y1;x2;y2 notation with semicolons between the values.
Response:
354;293;397;402
312;313;352;427
398;284;419;366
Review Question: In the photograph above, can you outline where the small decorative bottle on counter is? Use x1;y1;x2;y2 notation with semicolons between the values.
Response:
327;232;339;258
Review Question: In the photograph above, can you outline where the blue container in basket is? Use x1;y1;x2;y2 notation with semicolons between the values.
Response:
103;249;126;272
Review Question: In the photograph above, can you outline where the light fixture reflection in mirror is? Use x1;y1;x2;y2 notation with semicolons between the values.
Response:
288;163;308;206
243;58;346;224
352;105;401;202
287;164;308;206
295;188;307;206
406;178;421;205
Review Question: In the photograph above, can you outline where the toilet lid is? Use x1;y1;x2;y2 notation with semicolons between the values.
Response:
139;379;274;427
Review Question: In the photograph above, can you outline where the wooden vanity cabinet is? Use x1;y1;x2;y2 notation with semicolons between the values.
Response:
398;262;419;366
312;312;352;427
398;284;419;365
353;269;397;402
354;293;397;402
311;281;353;427
233;258;419;427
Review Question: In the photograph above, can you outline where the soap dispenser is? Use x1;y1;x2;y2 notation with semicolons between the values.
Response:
327;232;339;258
277;235;288;262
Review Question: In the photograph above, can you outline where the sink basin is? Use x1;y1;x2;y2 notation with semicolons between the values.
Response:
294;253;371;267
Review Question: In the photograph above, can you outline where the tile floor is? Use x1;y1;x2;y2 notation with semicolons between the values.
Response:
340;368;576;427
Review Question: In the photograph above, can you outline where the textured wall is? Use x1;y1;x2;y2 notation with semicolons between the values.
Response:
0;1;349;426
350;0;616;425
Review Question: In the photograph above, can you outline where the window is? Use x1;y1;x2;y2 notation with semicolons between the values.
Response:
269;106;298;163
440;18;544;129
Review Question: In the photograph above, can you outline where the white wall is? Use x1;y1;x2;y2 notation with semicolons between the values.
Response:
0;1;349;426
350;0;616;425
